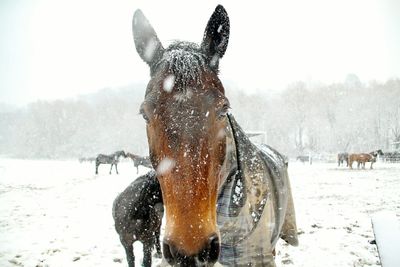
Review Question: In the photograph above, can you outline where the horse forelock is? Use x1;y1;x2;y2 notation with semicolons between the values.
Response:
152;41;210;93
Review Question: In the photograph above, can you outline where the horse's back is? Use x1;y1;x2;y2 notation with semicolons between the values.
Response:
349;153;358;161
113;171;159;222
352;153;373;162
259;144;298;246
218;115;297;265
96;153;111;162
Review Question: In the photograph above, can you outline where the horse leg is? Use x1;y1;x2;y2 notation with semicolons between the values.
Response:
110;163;114;174
142;240;153;267
154;227;162;258
120;235;135;267
115;163;119;174
95;162;99;174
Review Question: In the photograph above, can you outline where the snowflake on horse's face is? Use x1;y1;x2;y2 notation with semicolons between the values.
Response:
132;5;298;266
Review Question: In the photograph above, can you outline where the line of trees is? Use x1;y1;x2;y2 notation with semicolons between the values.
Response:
0;86;148;159
228;77;400;157
0;78;399;159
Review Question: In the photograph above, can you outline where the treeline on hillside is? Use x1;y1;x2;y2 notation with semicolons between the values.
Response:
0;86;148;159
228;78;400;157
0;78;399;159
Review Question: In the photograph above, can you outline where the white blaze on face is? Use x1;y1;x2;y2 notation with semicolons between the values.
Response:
163;75;175;92
157;157;176;175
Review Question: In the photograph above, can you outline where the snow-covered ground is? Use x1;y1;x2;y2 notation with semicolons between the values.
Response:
0;159;399;267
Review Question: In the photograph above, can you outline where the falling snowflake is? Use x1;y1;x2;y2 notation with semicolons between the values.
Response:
156;157;175;175
163;75;175;92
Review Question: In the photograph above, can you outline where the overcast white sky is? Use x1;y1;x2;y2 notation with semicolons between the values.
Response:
1;0;399;106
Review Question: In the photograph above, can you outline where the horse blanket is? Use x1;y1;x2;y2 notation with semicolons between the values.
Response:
217;114;298;266
136;114;298;266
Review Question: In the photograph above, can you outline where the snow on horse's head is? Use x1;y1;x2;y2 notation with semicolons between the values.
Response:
133;5;230;265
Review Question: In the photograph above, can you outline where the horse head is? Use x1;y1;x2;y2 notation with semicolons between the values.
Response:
133;5;230;265
115;150;126;158
370;149;384;158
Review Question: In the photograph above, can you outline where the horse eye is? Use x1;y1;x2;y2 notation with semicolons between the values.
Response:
139;108;150;123
142;113;150;123
217;104;230;120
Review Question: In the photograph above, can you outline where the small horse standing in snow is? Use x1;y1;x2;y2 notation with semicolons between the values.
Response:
112;171;163;267
95;150;126;174
348;150;384;169
126;152;153;174
296;155;312;165
337;152;349;167
132;5;298;266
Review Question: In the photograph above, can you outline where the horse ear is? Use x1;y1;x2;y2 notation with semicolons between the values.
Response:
201;5;230;70
132;9;164;67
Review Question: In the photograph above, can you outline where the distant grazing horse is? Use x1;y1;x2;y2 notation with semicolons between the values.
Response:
296;155;312;165
112;171;163;267
95;150;126;174
337;152;349;167
348;150;384;169
126;152;153;174
79;157;96;163
132;5;298;266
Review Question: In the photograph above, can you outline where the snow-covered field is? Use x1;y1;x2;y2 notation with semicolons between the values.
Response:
0;158;399;267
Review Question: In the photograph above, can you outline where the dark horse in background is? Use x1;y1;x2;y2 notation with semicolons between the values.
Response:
79;157;96;163
126;152;153;174
113;171;163;267
296;155;312;164
95;150;126;174
132;5;297;266
348;150;384;169
337;152;349;167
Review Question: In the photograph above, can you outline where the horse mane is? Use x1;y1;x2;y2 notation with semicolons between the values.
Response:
153;41;210;92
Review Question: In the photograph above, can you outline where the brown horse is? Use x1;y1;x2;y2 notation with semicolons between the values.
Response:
348;150;383;169
132;5;297;266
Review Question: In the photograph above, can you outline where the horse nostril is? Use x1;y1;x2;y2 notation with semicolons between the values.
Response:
162;241;176;265
208;234;220;262
199;234;220;263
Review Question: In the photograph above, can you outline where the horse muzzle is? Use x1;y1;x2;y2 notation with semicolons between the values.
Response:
163;234;220;266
